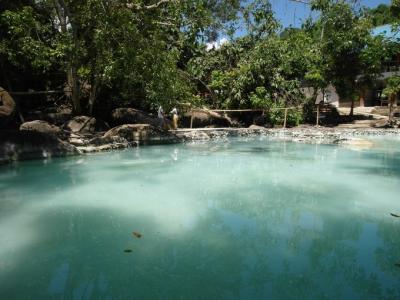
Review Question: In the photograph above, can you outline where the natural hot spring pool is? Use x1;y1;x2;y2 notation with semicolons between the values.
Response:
1;136;400;299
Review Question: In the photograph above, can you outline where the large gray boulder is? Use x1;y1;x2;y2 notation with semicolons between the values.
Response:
20;120;61;135
63;116;109;134
63;116;95;133
103;124;181;145
0;130;79;164
111;108;160;126
184;109;234;128
25;105;73;125
74;133;137;153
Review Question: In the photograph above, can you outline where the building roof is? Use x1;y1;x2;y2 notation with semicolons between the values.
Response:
372;24;400;42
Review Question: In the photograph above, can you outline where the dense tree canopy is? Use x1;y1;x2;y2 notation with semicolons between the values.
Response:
1;0;399;121
367;2;400;26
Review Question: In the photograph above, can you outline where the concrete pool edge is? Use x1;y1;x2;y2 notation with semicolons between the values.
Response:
172;127;400;143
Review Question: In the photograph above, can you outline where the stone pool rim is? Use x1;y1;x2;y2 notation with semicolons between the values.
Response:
1;126;400;165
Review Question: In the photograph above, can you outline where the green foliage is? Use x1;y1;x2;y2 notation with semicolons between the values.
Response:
383;75;400;120
0;5;57;71
307;0;382;115
249;87;303;127
250;87;272;108
383;76;400;98
366;4;400;27
0;0;244;113
267;101;303;127
190;26;311;111
1;0;399;122
242;0;279;39
286;108;304;126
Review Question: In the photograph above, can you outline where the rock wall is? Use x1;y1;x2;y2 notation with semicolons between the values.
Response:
182;109;235;128
0;87;16;127
0;130;79;165
111;108;160;127
103;124;181;145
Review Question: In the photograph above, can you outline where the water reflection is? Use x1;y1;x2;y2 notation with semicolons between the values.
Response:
0;137;400;299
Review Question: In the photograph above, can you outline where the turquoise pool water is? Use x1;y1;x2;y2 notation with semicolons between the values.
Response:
1;137;400;299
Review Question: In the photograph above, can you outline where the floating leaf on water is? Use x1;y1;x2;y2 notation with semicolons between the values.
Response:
132;231;142;238
124;249;133;253
390;213;400;218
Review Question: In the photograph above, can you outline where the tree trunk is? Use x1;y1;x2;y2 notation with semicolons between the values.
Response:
359;89;366;107
313;88;319;104
349;97;354;117
54;0;81;115
68;65;81;115
88;77;100;116
389;94;395;121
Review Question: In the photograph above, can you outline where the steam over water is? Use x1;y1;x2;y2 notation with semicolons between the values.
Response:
1;137;400;299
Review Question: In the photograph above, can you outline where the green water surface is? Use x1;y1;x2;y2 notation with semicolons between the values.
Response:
1;137;400;299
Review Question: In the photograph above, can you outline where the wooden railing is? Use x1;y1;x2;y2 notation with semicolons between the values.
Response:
9;90;63;96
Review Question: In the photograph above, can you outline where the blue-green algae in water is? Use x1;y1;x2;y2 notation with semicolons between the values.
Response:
1;136;400;300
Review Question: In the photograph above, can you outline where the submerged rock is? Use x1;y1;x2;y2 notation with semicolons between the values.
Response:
0;130;79;164
336;138;374;150
132;231;142;238
103;124;181;145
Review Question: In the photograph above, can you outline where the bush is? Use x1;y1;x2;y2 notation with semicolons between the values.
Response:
267;100;303;127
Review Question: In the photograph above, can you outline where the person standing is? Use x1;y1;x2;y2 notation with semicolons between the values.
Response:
170;107;178;130
158;105;165;129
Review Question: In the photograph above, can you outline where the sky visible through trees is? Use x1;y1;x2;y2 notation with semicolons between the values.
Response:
232;0;392;37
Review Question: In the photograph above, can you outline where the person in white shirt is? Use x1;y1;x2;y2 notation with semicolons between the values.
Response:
170;107;178;130
158;105;165;129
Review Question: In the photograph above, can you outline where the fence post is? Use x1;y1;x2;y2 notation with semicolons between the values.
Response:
190;113;193;129
316;104;320;126
283;108;288;128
